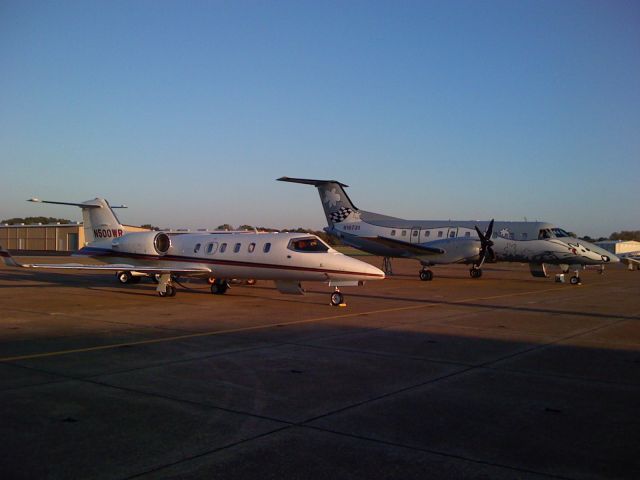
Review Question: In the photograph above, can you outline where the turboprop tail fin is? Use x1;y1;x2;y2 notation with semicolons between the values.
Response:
277;177;359;227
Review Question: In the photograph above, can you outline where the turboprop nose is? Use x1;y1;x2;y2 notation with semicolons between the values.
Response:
584;241;620;263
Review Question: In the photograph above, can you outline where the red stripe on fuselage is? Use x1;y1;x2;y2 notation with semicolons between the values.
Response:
77;247;383;278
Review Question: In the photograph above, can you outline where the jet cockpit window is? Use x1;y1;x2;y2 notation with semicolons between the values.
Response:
288;237;329;253
551;228;571;238
539;229;552;239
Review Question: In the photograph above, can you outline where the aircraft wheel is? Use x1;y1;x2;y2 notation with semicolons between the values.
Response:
210;281;228;295
330;291;344;306
117;271;132;284
419;269;433;281
246;279;257;285
470;268;482;279
569;275;580;285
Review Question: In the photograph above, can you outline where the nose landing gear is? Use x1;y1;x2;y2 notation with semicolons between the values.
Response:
330;288;345;307
419;267;433;281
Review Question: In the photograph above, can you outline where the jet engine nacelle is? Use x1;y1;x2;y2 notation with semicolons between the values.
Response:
112;232;172;256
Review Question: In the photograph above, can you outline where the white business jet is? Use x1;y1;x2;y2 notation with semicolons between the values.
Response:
0;197;384;305
279;177;618;285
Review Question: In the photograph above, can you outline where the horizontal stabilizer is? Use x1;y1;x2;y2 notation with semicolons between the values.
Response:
277;177;349;188
28;198;102;208
370;236;445;255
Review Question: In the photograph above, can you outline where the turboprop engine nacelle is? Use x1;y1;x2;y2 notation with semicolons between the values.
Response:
427;238;482;264
112;232;171;256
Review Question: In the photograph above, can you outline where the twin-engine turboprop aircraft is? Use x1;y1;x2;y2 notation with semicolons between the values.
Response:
278;177;619;285
0;198;384;305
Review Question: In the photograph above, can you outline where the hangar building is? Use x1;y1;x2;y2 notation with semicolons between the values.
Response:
596;240;640;255
0;223;149;253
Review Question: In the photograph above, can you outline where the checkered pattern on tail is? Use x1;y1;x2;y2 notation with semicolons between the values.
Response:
329;207;353;223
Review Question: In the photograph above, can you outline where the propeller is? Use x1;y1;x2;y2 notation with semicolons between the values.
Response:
474;219;496;268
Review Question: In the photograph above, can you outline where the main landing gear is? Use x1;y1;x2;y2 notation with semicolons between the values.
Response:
116;271;141;284
382;257;394;275
469;267;483;279
419;267;433;281
210;279;229;295
156;273;177;297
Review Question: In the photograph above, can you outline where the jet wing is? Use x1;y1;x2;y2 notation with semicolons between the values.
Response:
370;236;445;255
1;250;210;274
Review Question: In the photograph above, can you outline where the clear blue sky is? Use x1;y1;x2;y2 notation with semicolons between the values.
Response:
1;0;638;237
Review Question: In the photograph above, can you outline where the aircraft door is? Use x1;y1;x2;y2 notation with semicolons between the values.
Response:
410;227;421;244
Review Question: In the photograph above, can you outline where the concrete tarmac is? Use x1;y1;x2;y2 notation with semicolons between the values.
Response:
1;256;639;479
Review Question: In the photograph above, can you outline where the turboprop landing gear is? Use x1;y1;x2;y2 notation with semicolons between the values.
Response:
470;267;483;279
210;279;229;295
156;273;177;297
330;287;345;307
382;257;393;275
569;270;581;285
419;268;433;281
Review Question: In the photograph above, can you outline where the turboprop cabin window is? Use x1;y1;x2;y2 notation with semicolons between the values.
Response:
288;237;329;253
437;231;443;238
412;230;419;237
248;242;255;253
391;230;396;236
194;243;201;253
401;230;407;237
465;232;471;237
234;243;241;253
425;231;430;238
263;242;271;253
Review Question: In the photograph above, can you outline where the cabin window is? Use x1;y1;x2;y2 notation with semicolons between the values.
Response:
412;230;419;237
288;237;329;253
449;231;456;238
465;232;470;237
425;231;430;238
194;243;201;253
234;243;241;253
248;242;255;253
263;242;271;253
206;242;218;254
401;230;407;237
437;231;443;238
220;243;227;253
390;230;396;236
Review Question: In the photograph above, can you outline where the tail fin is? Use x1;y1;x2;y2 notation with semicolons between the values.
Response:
277;177;359;227
28;198;127;244
0;244;21;267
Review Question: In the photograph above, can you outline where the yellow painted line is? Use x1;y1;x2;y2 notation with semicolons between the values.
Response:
0;285;585;363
